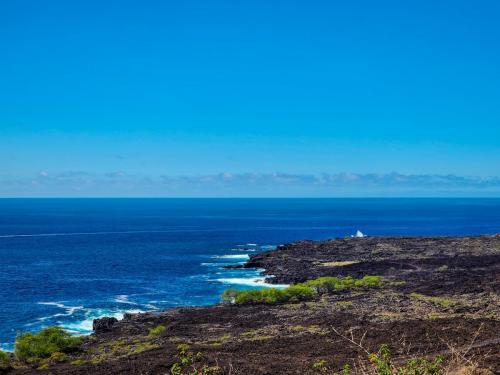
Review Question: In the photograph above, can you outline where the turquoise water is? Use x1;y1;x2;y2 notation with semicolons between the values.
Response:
0;198;499;350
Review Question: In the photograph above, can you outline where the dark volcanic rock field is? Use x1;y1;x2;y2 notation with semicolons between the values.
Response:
8;235;500;375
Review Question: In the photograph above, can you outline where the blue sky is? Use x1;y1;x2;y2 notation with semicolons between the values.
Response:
1;0;499;196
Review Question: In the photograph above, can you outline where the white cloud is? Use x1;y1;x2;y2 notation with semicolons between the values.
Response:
1;171;500;197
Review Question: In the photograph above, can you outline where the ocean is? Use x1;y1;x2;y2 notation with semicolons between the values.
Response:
1;198;499;350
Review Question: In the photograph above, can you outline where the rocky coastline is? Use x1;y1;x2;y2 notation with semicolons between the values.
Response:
5;235;500;374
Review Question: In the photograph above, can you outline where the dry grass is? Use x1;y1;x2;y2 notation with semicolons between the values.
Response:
320;261;359;267
323;324;494;375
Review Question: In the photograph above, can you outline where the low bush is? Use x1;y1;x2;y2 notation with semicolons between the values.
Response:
0;350;11;371
368;344;443;375
301;275;382;292
221;275;382;305
282;284;315;302
170;344;222;375
149;325;167;336
14;326;81;365
312;344;444;374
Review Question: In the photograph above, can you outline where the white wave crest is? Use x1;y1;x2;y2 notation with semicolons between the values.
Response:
63;308;145;335
114;295;138;305
212;254;249;260
37;302;84;316
201;262;223;267
215;277;288;288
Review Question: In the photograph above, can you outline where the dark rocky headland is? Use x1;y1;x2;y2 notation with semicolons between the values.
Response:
5;235;500;374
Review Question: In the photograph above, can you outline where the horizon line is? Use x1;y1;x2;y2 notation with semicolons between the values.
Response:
1;196;500;199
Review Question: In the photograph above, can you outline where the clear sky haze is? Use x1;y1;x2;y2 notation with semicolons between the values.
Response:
1;0;499;196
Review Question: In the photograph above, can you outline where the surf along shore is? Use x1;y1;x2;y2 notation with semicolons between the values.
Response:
4;235;500;374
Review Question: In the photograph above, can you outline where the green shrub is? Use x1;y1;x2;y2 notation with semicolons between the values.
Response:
368;344;443;375
301;276;382;292
312;359;328;371
282;285;315;302
312;345;444;374
221;285;313;305
221;276;382;305
0;350;11;371
14;326;81;364
149;325;167;336
354;275;383;288
169;344;223;375
170;343;203;375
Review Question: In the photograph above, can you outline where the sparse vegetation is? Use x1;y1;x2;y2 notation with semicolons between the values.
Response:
436;265;449;272
312;344;444;374
312;359;328;372
170;344;222;375
320;261;359;267
221;276;383;305
326;325;491;375
148;325;167;336
0;350;11;371
14;326;81;366
368;344;443;375
90;337;159;363
409;293;454;308
70;358;86;366
198;333;232;346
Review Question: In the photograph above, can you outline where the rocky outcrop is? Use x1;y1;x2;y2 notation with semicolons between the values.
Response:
92;317;118;333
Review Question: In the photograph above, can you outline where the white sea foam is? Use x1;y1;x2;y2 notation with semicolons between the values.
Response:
212;254;249;260
201;262;223;267
0;229;213;239
260;245;276;250
63;318;96;333
63;308;145;335
37;302;84;316
216;277;288;288
31;301;149;336
0;342;12;351
114;295;138;305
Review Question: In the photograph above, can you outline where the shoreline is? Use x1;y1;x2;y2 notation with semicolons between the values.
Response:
4;234;500;374
0;246;276;352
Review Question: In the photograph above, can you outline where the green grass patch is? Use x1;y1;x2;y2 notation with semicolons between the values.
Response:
198;333;232;347
222;275;383;305
409;292;455;307
240;326;278;341
0;350;11;371
148;325;166;336
289;325;324;335
89;338;159;364
14;326;81;365
70;358;86;366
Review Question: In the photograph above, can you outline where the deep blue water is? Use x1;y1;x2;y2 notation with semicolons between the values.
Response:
1;198;500;350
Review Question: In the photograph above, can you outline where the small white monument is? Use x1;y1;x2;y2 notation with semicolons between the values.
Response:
352;230;366;238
